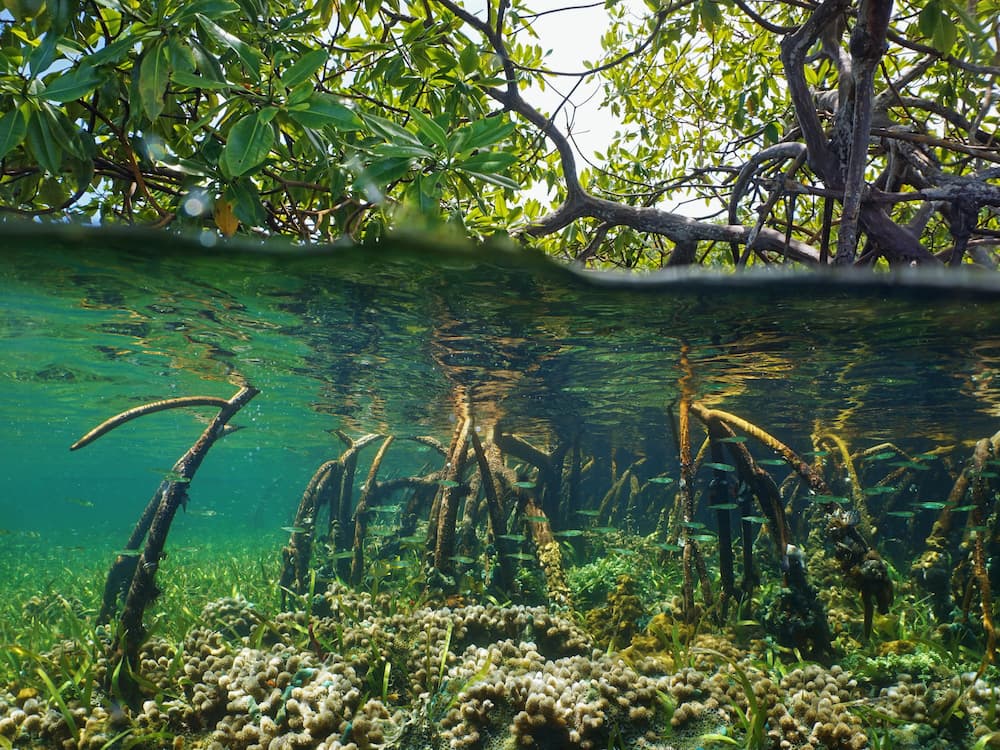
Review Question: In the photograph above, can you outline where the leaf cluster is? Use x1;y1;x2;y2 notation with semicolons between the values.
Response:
1;0;998;270
0;0;528;239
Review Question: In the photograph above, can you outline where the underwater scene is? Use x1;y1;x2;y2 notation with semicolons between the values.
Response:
5;225;1000;750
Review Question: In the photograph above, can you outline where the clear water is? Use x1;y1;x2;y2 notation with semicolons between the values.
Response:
4;224;1000;747
3;227;999;548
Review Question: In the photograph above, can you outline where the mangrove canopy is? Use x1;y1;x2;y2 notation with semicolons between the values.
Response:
0;0;998;268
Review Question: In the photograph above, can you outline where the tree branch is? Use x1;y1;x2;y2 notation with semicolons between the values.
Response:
526;190;821;263
779;0;849;182
835;0;894;264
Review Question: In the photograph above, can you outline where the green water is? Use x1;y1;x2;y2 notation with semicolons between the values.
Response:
4;224;1000;749
2;226;999;546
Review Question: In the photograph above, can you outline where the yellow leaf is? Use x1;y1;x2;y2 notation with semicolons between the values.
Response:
214;197;239;237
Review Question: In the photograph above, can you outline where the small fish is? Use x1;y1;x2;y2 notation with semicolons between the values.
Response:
281;525;308;534
757;459;786;467
525;515;548;523
113;549;142;557
496;533;527;543
655;542;681;552
690;534;716;543
952;504;975;512
648;476;674;484
398;534;427;544
864;451;896;462
554;529;584;538
151;468;191;484
811;494;848;504
449;555;476;564
709;503;739;511
680;520;706;530
719;436;748;444
188;509;217;517
609;547;637;555
438;479;460;488
65;497;95;508
916;501;947;510
887;510;916;518
575;509;601;517
863;486;897;496
513;481;536;489
505;552;534;561
742;515;768;524
703;462;735;472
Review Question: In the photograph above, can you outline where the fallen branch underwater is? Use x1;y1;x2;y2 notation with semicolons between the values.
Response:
70;396;231;451
70;385;259;704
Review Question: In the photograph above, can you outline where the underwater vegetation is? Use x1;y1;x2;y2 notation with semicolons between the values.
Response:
4;338;1000;750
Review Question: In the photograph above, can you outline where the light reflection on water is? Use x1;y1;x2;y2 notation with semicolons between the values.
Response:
1;227;1000;546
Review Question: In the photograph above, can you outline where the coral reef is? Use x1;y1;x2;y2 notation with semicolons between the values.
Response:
5;582;1000;750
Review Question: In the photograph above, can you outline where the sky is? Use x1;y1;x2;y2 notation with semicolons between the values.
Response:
464;0;647;170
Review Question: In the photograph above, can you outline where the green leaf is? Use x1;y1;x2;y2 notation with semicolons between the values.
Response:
39;62;104;108
138;40;170;120
220;109;275;177
456;150;517;174
171;69;231;90
28;33;59;78
459;42;479;75
354;156;413;197
172;0;240;23
932;14;957;54
700;0;722;32
280;48;328;89
918;1;941;39
190;40;228;83
287;81;313;107
0;108;28;161
167;35;197;75
359;110;424;148
288;94;362;130
374;142;436;160
459;170;519;190
225;179;267;226
451;116;514;154
25;107;64;175
408;109;449;153
196;13;262;80
85;34;140;67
